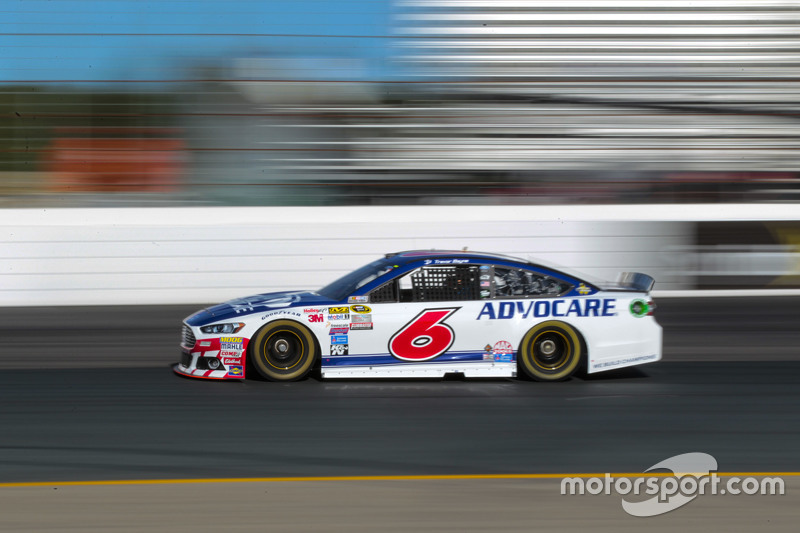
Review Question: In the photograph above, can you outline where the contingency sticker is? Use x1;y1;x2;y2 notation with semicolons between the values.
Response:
330;344;349;356
492;340;514;362
220;337;244;350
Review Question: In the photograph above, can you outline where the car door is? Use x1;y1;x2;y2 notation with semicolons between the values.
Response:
345;263;488;369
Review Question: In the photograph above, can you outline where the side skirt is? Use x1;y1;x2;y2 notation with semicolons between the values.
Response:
321;362;516;379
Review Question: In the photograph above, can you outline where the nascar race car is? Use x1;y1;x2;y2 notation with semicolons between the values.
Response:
175;250;662;381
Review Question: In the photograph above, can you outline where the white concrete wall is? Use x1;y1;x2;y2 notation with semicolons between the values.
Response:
2;204;798;307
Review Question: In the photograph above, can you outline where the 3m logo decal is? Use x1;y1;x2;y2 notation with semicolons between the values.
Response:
388;308;459;362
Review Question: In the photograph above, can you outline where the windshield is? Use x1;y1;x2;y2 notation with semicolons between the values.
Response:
317;257;398;301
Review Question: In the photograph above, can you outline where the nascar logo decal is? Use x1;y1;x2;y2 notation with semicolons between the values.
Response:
389;308;459;362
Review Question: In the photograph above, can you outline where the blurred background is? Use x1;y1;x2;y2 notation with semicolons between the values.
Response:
3;0;800;301
2;0;800;208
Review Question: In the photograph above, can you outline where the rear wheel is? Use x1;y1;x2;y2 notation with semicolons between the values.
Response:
519;321;582;381
250;320;317;381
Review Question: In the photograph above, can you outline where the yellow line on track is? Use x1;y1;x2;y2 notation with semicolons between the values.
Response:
1;472;799;488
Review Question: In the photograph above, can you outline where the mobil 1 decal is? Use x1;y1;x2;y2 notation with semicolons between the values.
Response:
388;307;459;362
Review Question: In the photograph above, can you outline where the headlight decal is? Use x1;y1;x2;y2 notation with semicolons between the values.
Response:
200;322;245;334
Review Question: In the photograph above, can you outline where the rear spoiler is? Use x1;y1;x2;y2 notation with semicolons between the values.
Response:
605;272;656;293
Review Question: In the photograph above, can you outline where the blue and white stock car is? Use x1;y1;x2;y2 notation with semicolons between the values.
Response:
175;250;662;382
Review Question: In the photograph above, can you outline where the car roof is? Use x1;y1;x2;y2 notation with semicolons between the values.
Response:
383;249;605;286
386;249;534;266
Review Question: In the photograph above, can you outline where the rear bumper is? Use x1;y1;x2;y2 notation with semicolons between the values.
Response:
587;320;662;373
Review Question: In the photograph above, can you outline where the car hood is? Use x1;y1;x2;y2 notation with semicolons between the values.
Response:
185;290;335;326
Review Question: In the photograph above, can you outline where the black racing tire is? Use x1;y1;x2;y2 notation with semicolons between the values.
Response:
518;321;582;381
249;320;317;381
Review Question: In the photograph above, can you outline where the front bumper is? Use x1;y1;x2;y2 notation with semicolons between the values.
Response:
174;325;249;380
173;350;246;380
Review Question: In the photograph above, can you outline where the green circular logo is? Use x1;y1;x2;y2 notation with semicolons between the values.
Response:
630;299;649;318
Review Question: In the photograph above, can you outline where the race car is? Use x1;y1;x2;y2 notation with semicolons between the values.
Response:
175;250;662;381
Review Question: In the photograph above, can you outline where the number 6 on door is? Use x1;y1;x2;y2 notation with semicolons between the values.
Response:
389;308;460;361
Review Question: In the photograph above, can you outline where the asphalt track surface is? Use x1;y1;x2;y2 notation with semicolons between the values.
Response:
1;296;799;481
1;297;799;531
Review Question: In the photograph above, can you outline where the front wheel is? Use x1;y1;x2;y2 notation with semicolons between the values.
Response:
249;320;317;381
518;321;582;381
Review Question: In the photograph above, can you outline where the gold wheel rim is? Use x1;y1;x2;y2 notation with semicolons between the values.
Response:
263;330;305;371
532;330;570;371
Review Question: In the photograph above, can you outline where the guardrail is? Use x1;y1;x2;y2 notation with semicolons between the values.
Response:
2;205;799;306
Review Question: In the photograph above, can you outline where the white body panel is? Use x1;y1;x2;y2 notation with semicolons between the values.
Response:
315;296;661;379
